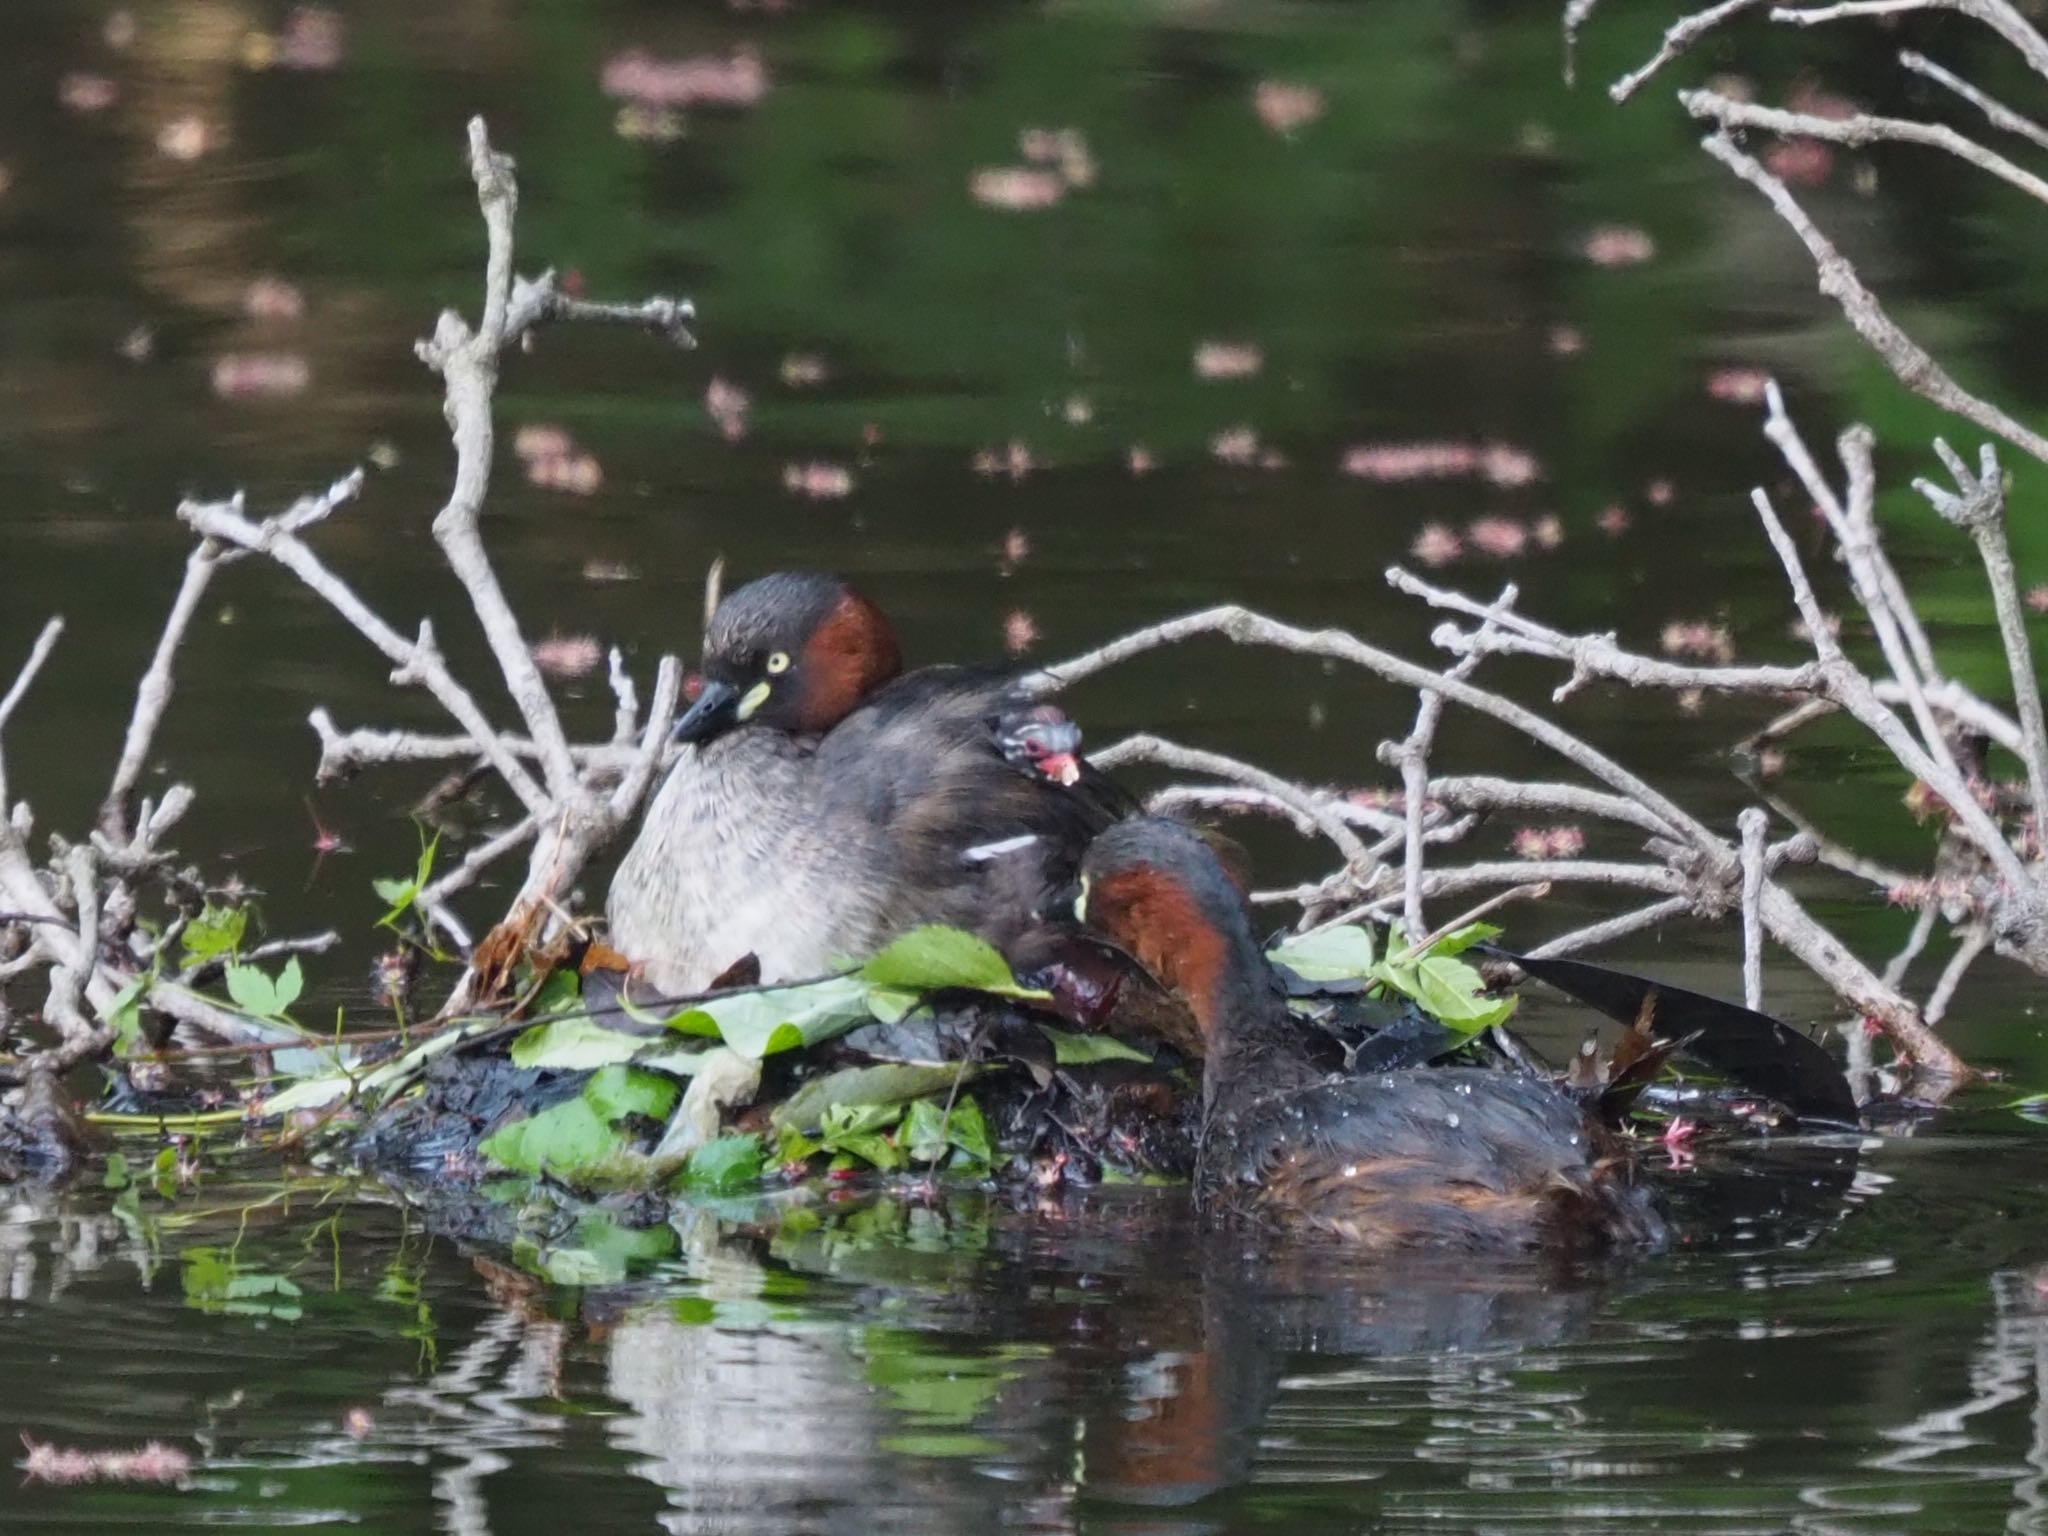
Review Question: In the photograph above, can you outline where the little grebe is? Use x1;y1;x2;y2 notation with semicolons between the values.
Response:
608;572;1131;993
1073;818;1665;1253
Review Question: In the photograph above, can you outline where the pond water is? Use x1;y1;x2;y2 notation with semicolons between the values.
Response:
4;0;2048;1530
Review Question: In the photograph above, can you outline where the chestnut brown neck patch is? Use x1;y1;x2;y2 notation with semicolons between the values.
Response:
1090;867;1242;1045
794;590;904;731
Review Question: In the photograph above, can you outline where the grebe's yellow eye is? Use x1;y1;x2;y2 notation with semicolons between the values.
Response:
766;651;791;675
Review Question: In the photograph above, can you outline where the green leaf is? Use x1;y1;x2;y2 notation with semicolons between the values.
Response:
1421;921;1502;959
105;971;149;1055
374;830;442;928
511;1017;651;1071
181;903;247;963
1034;1025;1152;1066
479;1067;679;1179
667;975;873;1059
103;1152;131;1191
865;985;922;1025
1375;952;1518;1037
946;1098;992;1166
262;1075;354;1115
773;1063;978;1134
860;926;1047;1000
582;1065;680;1123
1267;923;1376;981
681;1134;765;1194
272;957;304;1012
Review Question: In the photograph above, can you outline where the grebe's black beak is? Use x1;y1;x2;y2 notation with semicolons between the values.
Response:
672;679;744;745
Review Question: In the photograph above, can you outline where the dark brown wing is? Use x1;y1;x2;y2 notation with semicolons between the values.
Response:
1202;1068;1663;1253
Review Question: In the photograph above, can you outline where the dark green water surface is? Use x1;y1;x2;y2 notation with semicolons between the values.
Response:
4;1;2048;1530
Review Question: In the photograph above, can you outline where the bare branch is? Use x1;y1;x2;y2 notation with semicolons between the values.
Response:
1924;926;1991;1023
1900;48;2048;152
1092;733;1377;875
1700;131;2048;465
1771;0;2048;84
0;619;63;738
1611;0;1774;101
1685;90;2048;206
1525;896;1696;958
1914;438;2048;824
1740;806;1770;1010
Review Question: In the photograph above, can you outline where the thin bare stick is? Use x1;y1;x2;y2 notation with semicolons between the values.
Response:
1427;774;1679;839
1701;131;2048;465
1739;807;1769;1010
1914;438;2048;824
1900;49;2048;152
1685;91;2048;206
1883;903;1941;987
1093;733;1376;874
1611;0;1774;101
1771;0;2048;84
1924;926;1991;1024
1389;882;1552;963
1525;896;1696;958
0;619;63;738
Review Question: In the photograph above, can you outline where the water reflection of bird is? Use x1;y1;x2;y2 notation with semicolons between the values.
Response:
607;572;1134;994
1073;818;1665;1252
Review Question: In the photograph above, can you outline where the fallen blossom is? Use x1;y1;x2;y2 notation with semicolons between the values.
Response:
862;421;883;447
1786;82;1858;121
276;6;345;71
1003;610;1039;654
601;48;768;110
1254;80;1325;135
242;276;305;321
1581;224;1655;267
973;441;1035;481
1339;440;1541;487
1646;478;1675;506
156;115;221;162
211;352;310;398
1755;747;1786;779
1062;394;1093;426
783;461;854;499
1193;340;1263;380
59;73;119;114
970;166;1064;211
1660;619;1735;664
1210;426;1260;466
1548;324;1585;356
117;326;154;362
1532;513;1564;550
1466;516;1528;558
704;376;750;442
1001;528;1030;573
1512;825;1586;860
615;105;684;143
1661;1116;1698;1169
1676;687;1706;715
1126;445;1156;476
2024;585;2048;613
1764;136;1834;188
526;452;603;495
1018;127;1095;187
1596;504;1631;536
1790;612;1841;643
21;1438;192;1486
1409;523;1462;567
581;557;638;583
779;352;828;388
531;634;602;679
1706;366;1770;405
513;423;574;461
344;1408;375;1440
104;10;138;48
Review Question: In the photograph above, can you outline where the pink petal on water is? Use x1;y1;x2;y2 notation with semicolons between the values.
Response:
156;115;221;161
242;275;305;321
1465;516;1528;558
532;634;602;678
1706;366;1770;405
969;166;1065;211
600;48;768;109
211;352;310;398
1062;394;1093;426
581;557;638;584
1764;136;1834;187
705;376;750;442
1532;513;1564;549
1596;504;1631;536
1409;523;1463;567
1003;609;1039;654
526;452;604;495
1580;224;1655;266
1660;619;1735;663
1548;324;1585;356
513;423;574;461
59;74;119;114
1210;426;1259;466
1193;340;1264;380
1018;127;1095;187
1254;80;1325;135
104;11;138;48
1646;478;1675;506
21;1438;192;1485
1126;445;1156;476
2027;586;2048;613
1479;442;1541;488
782;461;854;499
275;5;345;70
1000;528;1030;573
